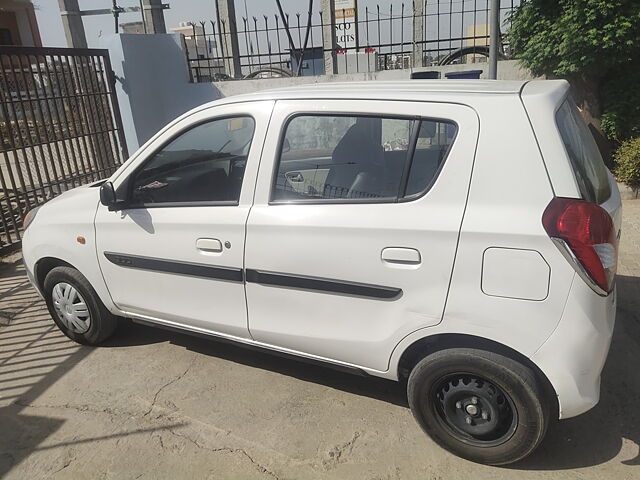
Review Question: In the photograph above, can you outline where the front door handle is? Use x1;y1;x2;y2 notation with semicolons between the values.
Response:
286;171;304;182
381;247;421;265
196;238;223;253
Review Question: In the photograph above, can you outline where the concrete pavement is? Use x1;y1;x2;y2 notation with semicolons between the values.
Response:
1;199;639;479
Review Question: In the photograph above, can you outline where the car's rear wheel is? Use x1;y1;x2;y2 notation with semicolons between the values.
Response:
407;348;550;465
43;266;118;345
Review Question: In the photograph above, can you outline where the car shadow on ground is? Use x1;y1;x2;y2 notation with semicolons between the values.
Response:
103;274;640;471
104;319;410;408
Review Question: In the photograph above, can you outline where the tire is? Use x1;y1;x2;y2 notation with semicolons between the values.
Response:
43;266;118;345
407;348;550;465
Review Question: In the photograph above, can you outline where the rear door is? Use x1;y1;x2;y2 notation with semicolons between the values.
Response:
245;100;479;371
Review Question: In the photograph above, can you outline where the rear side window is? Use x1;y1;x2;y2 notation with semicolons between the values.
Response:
406;120;457;196
271;114;456;203
555;100;611;204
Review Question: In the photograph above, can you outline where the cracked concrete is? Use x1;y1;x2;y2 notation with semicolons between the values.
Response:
167;428;280;480
144;362;194;418
1;198;640;479
323;432;360;469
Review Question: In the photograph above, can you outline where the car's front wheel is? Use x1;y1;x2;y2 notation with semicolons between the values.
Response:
407;347;551;465
43;266;118;345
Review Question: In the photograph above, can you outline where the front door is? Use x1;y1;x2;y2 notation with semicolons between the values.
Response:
95;101;274;338
245;100;479;371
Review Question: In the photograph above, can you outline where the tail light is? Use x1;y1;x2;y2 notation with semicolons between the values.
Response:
542;197;617;294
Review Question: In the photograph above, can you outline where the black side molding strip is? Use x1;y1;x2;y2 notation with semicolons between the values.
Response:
245;269;402;300
103;253;401;299
103;252;244;282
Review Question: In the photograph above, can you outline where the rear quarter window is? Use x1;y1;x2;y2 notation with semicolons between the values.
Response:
555;99;611;204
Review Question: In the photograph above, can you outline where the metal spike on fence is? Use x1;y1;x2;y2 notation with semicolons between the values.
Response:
176;0;520;82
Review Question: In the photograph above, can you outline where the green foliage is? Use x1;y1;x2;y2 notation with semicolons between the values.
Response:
509;0;640;78
601;66;640;141
614;137;640;192
509;0;640;142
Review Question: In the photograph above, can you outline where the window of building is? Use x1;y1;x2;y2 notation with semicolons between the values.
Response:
0;28;14;46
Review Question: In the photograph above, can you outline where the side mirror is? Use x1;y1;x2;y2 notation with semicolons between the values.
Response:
99;181;117;210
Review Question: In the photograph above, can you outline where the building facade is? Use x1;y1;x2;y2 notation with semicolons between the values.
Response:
0;0;42;46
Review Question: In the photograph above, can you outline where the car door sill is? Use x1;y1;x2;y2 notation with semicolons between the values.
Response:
125;311;374;377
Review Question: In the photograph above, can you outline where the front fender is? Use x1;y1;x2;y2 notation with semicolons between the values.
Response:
21;186;118;314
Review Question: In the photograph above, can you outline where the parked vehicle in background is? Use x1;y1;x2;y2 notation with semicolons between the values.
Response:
21;80;621;465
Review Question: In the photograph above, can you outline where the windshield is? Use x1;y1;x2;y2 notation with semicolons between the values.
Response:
555;99;611;204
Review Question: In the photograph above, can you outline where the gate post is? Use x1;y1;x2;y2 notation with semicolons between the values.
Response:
413;0;424;68
142;0;167;34
58;0;87;48
215;0;242;79
321;0;338;74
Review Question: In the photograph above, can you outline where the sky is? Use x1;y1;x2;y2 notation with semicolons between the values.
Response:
34;0;406;48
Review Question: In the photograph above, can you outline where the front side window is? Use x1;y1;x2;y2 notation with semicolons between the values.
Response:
272;114;456;203
130;116;255;205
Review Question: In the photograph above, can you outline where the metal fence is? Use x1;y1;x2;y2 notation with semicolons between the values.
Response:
0;46;128;254
183;0;521;82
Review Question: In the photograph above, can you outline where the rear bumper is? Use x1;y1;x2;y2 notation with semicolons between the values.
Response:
532;274;616;419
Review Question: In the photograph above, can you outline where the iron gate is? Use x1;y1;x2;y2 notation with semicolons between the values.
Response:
0;46;128;254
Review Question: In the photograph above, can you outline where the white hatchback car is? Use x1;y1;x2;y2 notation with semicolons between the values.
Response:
22;80;621;465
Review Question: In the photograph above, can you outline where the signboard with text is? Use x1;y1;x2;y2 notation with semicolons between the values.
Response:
335;0;358;50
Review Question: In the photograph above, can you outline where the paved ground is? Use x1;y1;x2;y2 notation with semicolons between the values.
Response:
1;200;639;480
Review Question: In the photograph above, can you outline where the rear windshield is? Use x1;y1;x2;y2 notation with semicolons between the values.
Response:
555;99;611;204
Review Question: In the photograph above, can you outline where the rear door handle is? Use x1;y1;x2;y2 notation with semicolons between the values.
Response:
381;247;421;265
196;238;223;253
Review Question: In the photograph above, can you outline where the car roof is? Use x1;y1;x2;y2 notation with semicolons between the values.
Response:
203;80;568;108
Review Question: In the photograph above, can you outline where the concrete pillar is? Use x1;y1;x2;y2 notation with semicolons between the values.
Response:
412;0;424;68
216;0;242;79
322;0;337;74
58;0;87;48
103;34;218;153
142;0;167;34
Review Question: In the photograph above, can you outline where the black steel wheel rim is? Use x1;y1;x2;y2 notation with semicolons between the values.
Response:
431;372;518;447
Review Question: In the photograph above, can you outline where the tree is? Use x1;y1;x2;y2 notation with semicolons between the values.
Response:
509;0;640;152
